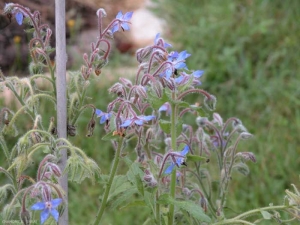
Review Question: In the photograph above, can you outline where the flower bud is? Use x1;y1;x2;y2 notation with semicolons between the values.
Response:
29;62;43;75
119;77;132;88
204;94;217;111
49;163;62;177
213;113;223;126
199;196;208;213
196;116;208;127
67;124;76;136
236;152;256;163
136;46;153;63
240;132;253;140
182;187;192;198
96;8;107;17
86;117;96;137
20;209;30;225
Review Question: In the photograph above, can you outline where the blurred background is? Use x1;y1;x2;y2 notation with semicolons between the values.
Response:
0;0;299;224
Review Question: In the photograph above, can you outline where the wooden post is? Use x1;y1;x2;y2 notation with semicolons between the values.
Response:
55;0;68;224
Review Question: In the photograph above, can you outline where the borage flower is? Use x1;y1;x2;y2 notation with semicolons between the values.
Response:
96;109;111;124
31;198;62;224
164;50;191;79
154;33;172;48
111;11;133;33
165;145;189;174
120;115;155;128
175;70;204;86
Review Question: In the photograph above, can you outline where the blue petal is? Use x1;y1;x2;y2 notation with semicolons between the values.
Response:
41;209;50;224
165;163;175;174
121;23;130;31
15;12;23;25
181;145;189;156
175;62;186;69
31;202;45;210
154;33;160;44
115;11;123;19
134;119;144;126
51;198;62;208
124;11;133;20
111;24;119;33
175;76;184;84
193;70;204;78
165;69;172;79
100;115;106;124
120;119;132;127
142;115;155;121
95;109;103;117
50;209;60;222
159;104;168;112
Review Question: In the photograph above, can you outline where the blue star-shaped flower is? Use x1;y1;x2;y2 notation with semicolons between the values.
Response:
111;11;133;33
120;115;155;127
163;50;191;79
96;109;112;124
175;70;204;86
165;145;189;174
31;198;62;224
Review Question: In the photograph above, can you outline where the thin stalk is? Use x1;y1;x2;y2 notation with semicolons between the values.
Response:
155;191;161;225
93;138;124;225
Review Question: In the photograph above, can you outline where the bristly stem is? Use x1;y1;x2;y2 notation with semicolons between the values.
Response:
93;137;124;225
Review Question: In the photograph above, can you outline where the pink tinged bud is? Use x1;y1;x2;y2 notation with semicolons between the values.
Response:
119;77;132;88
236;152;256;163
35;48;45;55
83;53;89;63
49;163;62;177
47;28;52;37
135;85;147;99
213;113;223;126
42;185;51;202
43;172;52;180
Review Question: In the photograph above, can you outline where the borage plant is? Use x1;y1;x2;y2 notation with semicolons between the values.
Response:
1;2;300;225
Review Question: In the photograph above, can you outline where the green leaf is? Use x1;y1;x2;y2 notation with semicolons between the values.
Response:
147;88;171;110
260;210;272;220
159;119;171;134
186;155;207;163
120;199;147;210
108;175;133;201
158;194;211;223
109;188;138;209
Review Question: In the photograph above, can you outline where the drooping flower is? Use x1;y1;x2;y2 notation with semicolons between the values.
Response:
31;198;62;224
165;145;189;174
95;109;111;124
15;12;23;25
154;33;172;48
111;11;133;33
120;115;155;128
175;70;204;86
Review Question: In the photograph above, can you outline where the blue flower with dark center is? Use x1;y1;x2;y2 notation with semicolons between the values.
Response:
31;198;62;224
165;145;189;174
164;50;191;79
111;11;133;33
96;109;111;124
120;115;155;128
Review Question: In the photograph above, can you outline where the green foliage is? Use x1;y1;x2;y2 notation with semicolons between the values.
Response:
155;0;300;219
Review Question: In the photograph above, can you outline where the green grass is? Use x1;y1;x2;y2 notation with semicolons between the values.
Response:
155;0;300;221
